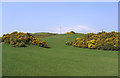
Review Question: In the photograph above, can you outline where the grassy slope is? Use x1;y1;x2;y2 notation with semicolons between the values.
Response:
2;34;118;76
0;44;2;78
31;32;57;38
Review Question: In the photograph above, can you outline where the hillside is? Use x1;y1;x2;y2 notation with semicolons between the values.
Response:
31;32;57;38
2;34;118;76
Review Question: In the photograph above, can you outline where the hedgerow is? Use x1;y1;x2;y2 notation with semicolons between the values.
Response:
2;31;50;48
65;31;120;51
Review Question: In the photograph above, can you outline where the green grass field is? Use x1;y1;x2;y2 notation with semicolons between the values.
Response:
2;34;118;76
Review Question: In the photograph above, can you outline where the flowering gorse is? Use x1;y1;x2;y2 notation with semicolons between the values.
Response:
2;31;50;48
66;31;76;34
65;31;120;51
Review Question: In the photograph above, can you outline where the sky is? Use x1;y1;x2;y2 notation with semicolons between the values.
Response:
2;2;118;35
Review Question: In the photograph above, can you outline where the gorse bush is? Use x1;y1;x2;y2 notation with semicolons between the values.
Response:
2;31;50;48
66;31;120;51
66;31;76;34
0;37;2;43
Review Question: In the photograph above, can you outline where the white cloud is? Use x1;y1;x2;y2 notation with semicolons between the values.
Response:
1;25;100;36
49;25;99;34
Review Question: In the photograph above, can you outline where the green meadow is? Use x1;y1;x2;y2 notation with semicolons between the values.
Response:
2;34;118;76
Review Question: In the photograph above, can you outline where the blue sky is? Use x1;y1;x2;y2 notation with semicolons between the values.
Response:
2;2;118;35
